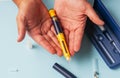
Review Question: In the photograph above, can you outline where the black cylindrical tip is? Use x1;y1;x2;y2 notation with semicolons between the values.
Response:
53;63;77;78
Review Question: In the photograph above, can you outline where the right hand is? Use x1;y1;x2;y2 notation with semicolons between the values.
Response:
14;0;62;56
54;0;104;56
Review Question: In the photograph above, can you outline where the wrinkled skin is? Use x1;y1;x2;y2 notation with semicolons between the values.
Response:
54;0;104;56
15;0;62;56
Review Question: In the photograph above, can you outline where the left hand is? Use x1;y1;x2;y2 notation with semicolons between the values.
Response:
13;0;62;56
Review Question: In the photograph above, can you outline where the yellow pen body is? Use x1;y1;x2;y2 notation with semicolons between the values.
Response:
49;9;71;61
57;33;71;61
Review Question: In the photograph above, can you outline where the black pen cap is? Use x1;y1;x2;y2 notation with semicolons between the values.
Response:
53;63;77;78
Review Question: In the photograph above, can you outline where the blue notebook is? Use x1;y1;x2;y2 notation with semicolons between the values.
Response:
85;0;120;68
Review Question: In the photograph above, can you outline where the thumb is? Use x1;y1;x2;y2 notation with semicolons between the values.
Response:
16;15;26;42
85;3;104;26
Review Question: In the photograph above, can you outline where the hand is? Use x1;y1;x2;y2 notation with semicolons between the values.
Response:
54;0;104;56
13;0;62;56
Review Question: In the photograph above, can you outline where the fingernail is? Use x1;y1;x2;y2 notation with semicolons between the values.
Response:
100;20;105;25
17;34;20;42
70;52;74;56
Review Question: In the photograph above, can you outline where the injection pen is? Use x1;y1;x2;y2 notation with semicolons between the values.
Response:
49;9;71;61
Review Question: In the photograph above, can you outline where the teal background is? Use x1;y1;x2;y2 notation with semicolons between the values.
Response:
0;0;120;78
